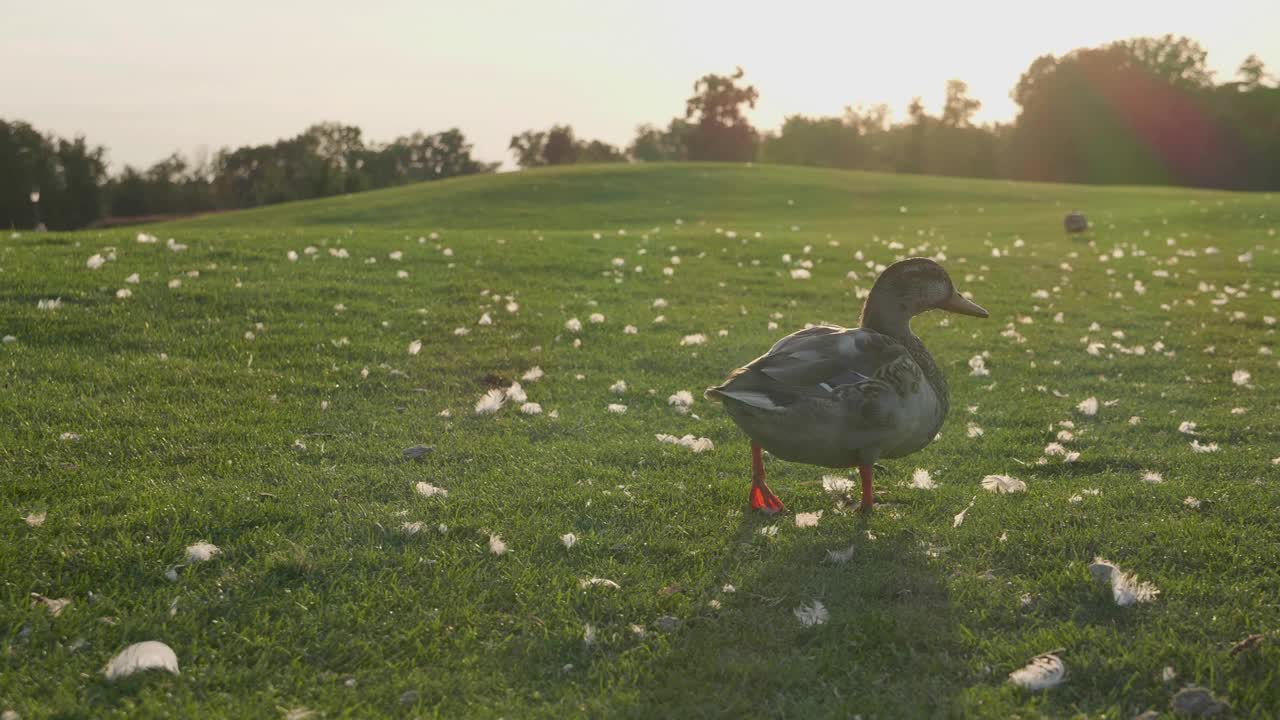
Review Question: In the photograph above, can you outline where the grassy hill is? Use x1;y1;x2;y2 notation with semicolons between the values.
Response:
3;163;1278;718
168;162;1236;232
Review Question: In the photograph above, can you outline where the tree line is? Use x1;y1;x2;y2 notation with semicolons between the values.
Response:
3;34;1276;230
511;36;1277;191
0;122;497;230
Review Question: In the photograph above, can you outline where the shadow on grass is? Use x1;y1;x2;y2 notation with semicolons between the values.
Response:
609;511;968;718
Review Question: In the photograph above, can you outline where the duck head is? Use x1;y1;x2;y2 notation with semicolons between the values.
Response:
860;257;988;334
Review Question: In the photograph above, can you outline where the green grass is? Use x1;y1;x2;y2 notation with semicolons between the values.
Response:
3;163;1278;718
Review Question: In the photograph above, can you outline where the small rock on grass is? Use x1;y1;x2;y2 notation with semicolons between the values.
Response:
403;445;433;460
1171;686;1230;716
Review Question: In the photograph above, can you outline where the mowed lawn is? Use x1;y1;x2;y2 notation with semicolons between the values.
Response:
3;163;1278;718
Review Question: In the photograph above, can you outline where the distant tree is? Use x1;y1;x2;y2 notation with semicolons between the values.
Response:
0;119;107;229
542;125;579;165
1210;60;1280;189
365;128;496;187
106;167;149;217
1008;37;1234;187
844;105;894;170
900;97;927;173
1236;54;1269;90
941;80;981;127
300;122;367;194
578;139;625;163
761;115;863;169
1116;34;1213;88
684;67;760;162
628;120;690;161
509;125;624;167
0;120;52;228
51;137;107;228
508;130;548;168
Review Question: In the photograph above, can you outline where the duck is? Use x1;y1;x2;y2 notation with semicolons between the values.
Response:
705;257;988;513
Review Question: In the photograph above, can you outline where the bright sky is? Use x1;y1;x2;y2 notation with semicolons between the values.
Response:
3;0;1276;171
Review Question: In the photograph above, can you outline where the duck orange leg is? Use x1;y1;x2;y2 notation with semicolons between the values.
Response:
858;464;874;512
749;442;785;513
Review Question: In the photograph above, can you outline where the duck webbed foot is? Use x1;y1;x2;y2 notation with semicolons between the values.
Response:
749;442;786;514
750;480;786;513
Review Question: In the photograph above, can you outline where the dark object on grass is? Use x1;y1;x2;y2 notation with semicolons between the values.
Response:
403;445;434;460
1171;686;1229;716
1229;633;1264;657
1064;211;1088;233
655;615;681;633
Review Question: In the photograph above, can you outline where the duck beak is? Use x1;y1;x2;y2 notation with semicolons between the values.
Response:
939;291;989;318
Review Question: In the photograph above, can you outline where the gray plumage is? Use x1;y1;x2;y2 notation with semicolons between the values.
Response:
707;257;986;470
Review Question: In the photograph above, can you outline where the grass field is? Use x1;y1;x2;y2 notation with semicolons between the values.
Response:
3;163;1278;718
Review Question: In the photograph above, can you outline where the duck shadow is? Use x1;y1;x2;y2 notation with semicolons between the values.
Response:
612;510;968;718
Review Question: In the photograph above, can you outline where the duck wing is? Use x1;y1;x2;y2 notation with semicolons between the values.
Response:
708;325;938;464
710;325;918;405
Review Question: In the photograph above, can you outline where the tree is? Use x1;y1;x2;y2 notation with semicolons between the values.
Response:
628;120;689;161
1236;54;1269;90
941;80;981;127
761;115;863;169
1008;37;1231;187
901;97;927;173
301;122;368;195
578;139;625;163
365;129;497;186
1117;34;1213;88
0;120;57;228
508;130;547;168
684;67;760;162
542;125;578;165
509;125;625;167
0;120;107;229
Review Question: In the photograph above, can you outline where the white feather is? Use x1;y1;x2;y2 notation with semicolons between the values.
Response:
104;641;180;680
579;577;620;589
910;468;936;489
1008;654;1065;690
414;482;448;498
822;475;853;495
794;511;822;528
793;600;829;627
504;382;527;403
1091;556;1159;606
31;593;71;617
981;475;1027;493
953;497;977;528
184;542;220;563
475;389;505;415
826;545;856;563
488;534;508;556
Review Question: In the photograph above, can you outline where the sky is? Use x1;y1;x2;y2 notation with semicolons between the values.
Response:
3;0;1276;171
